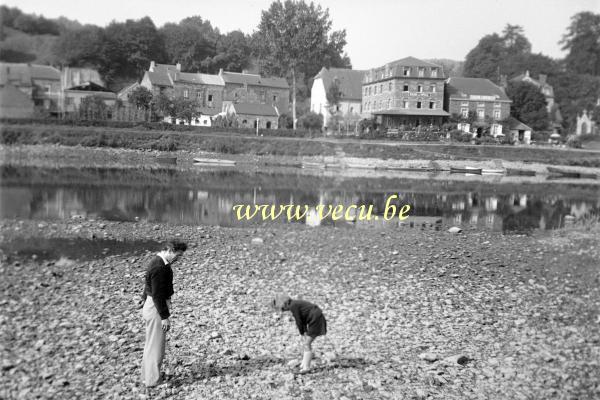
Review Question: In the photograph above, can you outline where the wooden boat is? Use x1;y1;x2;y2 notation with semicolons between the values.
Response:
481;169;505;175
506;168;536;176
450;167;482;175
547;166;597;179
193;157;236;166
302;162;325;169
156;156;177;165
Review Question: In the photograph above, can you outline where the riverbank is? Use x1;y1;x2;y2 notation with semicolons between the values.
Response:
2;123;600;167
1;217;599;399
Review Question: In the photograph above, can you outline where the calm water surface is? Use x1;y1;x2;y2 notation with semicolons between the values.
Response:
1;165;599;234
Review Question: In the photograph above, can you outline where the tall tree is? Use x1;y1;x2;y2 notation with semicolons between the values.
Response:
506;81;549;131
560;12;600;76
101;17;166;85
208;30;252;72
54;25;105;68
159;16;219;72
502;24;531;56
463;33;506;80
254;0;349;129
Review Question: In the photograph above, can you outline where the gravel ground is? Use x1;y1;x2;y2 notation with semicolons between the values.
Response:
1;218;599;400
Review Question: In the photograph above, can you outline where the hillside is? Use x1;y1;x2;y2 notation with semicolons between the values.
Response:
0;27;60;64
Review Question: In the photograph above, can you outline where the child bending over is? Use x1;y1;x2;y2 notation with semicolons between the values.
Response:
272;294;327;373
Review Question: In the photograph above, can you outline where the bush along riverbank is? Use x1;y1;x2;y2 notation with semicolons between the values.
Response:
2;123;600;167
0;218;599;399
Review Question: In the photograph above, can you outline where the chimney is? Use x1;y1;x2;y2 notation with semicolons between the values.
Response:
176;62;181;71
149;61;155;72
219;68;223;76
500;74;507;88
539;74;547;85
242;69;248;74
525;70;530;78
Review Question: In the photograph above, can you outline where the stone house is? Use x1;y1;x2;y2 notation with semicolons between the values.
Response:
226;102;279;129
507;117;532;144
310;67;365;130
509;71;554;112
445;77;511;137
0;62;61;113
62;82;117;114
219;69;289;116
362;57;449;130
0;83;35;118
140;61;226;116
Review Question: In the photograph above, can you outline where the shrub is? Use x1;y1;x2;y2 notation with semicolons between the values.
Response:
566;135;582;149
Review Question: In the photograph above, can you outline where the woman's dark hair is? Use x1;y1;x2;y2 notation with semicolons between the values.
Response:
166;240;187;253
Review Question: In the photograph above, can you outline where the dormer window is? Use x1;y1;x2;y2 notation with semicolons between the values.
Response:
403;67;410;76
431;68;438;77
418;67;425;77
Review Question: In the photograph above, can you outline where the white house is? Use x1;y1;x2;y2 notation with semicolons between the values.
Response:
310;67;365;130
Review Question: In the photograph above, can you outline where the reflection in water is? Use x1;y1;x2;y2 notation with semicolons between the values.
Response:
1;165;599;233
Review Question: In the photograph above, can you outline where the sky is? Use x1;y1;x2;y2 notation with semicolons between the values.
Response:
4;0;599;69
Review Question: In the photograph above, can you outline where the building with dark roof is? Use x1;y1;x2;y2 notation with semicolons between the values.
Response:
310;67;365;130
445;77;512;137
225;102;279;129
0;83;35;118
0;62;61;113
219;69;289;118
141;61;225;113
362;57;449;130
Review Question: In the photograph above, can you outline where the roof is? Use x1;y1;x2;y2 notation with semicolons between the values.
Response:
387;56;442;68
371;109;450;116
197;107;221;116
117;82;140;96
220;71;289;89
0;63;60;85
62;67;104;87
446;77;511;101
314;67;366;101
28;64;60;80
198;73;224;86
0;84;34;107
65;81;113;93
507;117;532;131
510;73;554;97
231;102;279;117
145;71;173;87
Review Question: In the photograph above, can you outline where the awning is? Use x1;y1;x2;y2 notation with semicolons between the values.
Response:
372;109;450;117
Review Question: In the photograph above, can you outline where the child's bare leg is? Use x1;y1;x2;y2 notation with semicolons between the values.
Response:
300;335;314;372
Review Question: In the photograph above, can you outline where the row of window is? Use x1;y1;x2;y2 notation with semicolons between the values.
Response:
364;100;439;111
181;89;278;104
365;66;439;82
460;102;502;108
364;82;439;96
460;107;502;119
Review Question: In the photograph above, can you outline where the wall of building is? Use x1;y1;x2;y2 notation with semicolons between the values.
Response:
362;78;445;115
222;84;289;115
236;113;279;129
447;99;511;121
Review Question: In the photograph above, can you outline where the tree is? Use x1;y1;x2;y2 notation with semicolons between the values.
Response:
502;24;531;56
208;30;252;72
151;93;172;119
298;111;323;134
172;98;199;123
254;0;349;129
560;12;600;76
54;25;105;68
100;17;166;85
128;86;153;110
159;16;219;72
506;81;549;131
79;95;109;119
463;33;506;80
552;73;600;130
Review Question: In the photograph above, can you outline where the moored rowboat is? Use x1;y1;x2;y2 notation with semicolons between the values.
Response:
193;158;236;166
